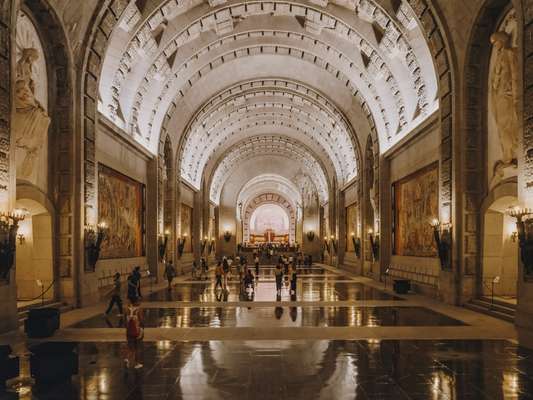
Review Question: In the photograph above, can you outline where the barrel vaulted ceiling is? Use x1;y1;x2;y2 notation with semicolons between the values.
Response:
97;0;439;201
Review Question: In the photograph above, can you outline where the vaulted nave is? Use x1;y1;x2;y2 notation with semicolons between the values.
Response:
1;0;533;399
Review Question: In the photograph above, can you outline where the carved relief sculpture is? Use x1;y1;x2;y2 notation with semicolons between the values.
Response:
13;48;50;181
490;31;519;177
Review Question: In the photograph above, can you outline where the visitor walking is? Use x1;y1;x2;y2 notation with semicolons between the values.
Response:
290;265;298;296
275;263;283;297
200;257;208;280
254;254;260;280
133;266;142;298
125;297;144;369
191;260;198;279
164;260;176;290
105;272;123;316
127;270;140;302
215;261;223;290
243;268;255;293
222;257;230;288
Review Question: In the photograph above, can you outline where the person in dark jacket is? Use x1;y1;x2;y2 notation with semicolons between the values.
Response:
105;272;123;316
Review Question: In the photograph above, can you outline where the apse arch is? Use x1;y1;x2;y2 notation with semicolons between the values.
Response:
208;135;329;205
244;194;295;243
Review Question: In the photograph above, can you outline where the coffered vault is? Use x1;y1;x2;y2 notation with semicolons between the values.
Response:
97;1;439;182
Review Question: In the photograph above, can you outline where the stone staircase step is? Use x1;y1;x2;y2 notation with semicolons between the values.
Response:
465;301;515;323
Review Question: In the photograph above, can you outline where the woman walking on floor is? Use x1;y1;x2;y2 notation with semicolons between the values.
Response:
125;296;144;369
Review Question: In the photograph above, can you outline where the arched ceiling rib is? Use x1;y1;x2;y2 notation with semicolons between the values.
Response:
98;0;438;154
237;174;302;210
209;135;328;205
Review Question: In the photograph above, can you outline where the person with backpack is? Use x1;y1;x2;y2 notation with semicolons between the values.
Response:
105;272;123;316
125;297;144;369
164;260;176;290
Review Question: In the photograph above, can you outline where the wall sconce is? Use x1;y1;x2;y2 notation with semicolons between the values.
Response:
351;232;361;258
201;236;209;253
330;235;337;253
306;230;315;241
177;234;187;258
430;219;452;270
223;231;232;242
85;222;108;272
17;234;25;245
158;230;169;261
209;238;215;254
508;208;533;276
0;210;25;280
323;236;330;253
368;229;379;262
511;231;518;243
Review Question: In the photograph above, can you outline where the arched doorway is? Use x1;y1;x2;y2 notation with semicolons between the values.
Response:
15;198;54;307
480;186;519;305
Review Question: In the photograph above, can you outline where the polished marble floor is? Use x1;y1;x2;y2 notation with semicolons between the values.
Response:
147;281;400;302
1;264;531;399
4;340;533;400
72;306;464;329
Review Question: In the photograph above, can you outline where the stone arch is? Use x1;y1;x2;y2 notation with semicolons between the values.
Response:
243;193;296;244
461;0;519;287
15;182;57;301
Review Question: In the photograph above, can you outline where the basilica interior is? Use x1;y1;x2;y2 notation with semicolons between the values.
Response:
1;0;533;398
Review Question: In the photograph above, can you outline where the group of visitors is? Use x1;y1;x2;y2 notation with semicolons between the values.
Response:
274;259;298;297
214;255;258;294
191;257;209;280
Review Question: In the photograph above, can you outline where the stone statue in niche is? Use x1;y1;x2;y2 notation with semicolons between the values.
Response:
490;31;519;178
13;48;50;181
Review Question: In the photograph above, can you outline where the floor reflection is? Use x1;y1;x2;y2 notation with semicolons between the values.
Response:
5;340;533;400
73;306;464;329
147;281;400;302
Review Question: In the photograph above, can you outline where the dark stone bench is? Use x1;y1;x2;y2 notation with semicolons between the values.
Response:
393;279;411;295
0;345;19;389
25;307;60;338
30;342;78;386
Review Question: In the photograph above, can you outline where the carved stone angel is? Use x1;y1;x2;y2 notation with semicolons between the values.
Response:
13;48;50;180
490;31;519;177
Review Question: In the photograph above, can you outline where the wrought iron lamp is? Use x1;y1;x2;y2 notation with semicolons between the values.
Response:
85;222;108;272
209;238;215;254
158;230;169;261
508;208;533;276
351;232;361;258
323;236;330;253
330;235;337;253
0;210;25;280
430;219;452;270
201;236;208;254
368;229;380;261
177;234;187;258
306;230;315;241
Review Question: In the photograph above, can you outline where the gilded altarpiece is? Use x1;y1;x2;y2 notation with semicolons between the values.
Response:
393;163;438;257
